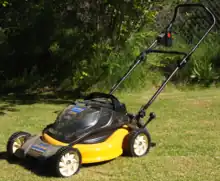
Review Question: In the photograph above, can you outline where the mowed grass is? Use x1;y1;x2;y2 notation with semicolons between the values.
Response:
0;88;220;181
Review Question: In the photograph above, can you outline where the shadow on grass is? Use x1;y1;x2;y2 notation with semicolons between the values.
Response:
0;89;85;106
0;103;19;116
0;151;54;177
0;151;114;178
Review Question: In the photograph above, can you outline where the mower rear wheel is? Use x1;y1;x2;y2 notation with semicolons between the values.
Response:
53;147;82;178
6;131;31;158
126;128;151;157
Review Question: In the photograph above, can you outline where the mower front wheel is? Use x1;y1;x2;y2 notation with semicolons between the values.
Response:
52;146;82;178
126;128;151;157
6;131;31;159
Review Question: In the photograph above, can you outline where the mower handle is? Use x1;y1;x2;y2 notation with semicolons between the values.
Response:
109;3;216;96
168;3;216;30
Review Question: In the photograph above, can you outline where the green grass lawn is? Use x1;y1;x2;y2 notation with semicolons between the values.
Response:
0;88;219;181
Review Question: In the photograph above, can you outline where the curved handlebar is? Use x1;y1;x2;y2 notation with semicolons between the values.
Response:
168;3;216;30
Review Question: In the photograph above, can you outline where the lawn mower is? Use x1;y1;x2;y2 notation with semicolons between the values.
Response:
6;3;215;178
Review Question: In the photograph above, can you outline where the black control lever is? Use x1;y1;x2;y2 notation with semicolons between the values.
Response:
143;112;156;127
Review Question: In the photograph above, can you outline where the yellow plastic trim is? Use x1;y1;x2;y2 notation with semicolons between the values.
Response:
43;126;129;164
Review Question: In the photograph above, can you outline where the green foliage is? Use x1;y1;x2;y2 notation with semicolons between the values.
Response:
1;0;9;7
191;60;218;84
0;0;163;92
86;29;162;92
0;0;220;94
189;33;220;86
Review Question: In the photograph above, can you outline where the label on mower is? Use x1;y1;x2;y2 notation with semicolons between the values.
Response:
30;143;49;153
71;106;85;113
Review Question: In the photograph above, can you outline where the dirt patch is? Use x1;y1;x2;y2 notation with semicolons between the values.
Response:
199;120;216;126
185;99;212;108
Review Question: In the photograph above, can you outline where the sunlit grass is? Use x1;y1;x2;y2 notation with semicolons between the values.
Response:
0;88;219;181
